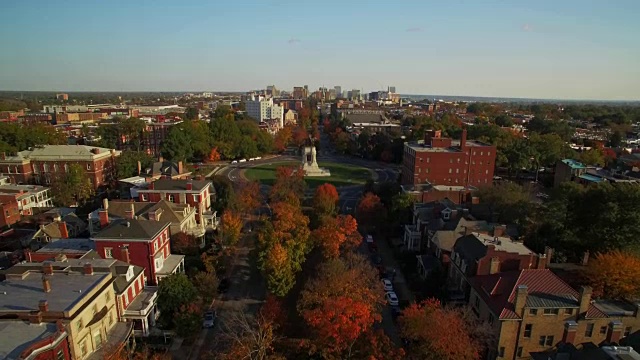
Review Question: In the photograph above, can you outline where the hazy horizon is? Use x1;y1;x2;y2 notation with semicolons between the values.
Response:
1;0;639;101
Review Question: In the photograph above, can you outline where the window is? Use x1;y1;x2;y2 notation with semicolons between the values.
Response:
474;296;480;308
86;163;92;170
456;168;459;174
426;157;430;163
625;327;632;337
449;159;453;163
481;151;484;156
585;323;594;337
94;332;103;349
600;326;607;335
539;335;554;346
140;194;148;201
517;347;523;357
488;151;491;156
57;349;65;360
449;168;452;174
193;194;200;202
529;308;538;315
105;248;113;258
498;347;505;357
543;308;559;315
564;308;573;315
168;194;175;202
524;324;532;338
80;341;87;357
76;319;84;331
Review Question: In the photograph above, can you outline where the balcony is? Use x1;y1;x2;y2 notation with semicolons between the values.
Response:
404;224;422;251
201;211;219;230
183;225;206;238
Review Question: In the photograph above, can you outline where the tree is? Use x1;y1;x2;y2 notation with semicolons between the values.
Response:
217;306;283;360
298;253;384;358
399;299;479;360
50;163;94;206
476;182;536;228
185;107;199;120
579;148;605;167
356;192;386;228
116;151;153;178
313;215;361;259
313;183;339;216
292;126;309;147
236;181;262;215
269;166;305;206
192;270;219;304
171;232;200;255
494;114;513;127
350;330;405;360
209;113;242;159
262;242;296;297
220;210;243;247
174;301;203;338
208;147;221;162
157;273;198;329
587;251;640;299
212;175;236;212
274;126;293;152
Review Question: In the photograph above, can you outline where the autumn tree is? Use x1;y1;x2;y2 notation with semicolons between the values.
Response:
208;147;221;162
313;183;339;216
220;210;243;247
216;306;284;360
292;126;309;147
313;215;361;259
356;192;386;229
171;232;200;255
50;163;94;206
350;329;405;360
236;181;262;215
399;299;479;360
274;125;293;152
587;251;640;299
298;253;384;358
157;273;198;329
175;301;204;339
269;166;305;206
192;269;219;305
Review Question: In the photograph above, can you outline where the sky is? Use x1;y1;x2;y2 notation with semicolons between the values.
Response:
1;0;639;100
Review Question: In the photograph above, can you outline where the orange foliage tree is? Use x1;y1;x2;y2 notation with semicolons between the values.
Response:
220;210;243;247
269;166;305;206
207;147;221;162
236;180;262;215
313;215;361;259
313;183;339;216
171;232;199;255
587;250;640;299
292;126;309;147
274;125;293;152
399;299;479;360
298;253;384;357
351;329;405;360
356;192;386;228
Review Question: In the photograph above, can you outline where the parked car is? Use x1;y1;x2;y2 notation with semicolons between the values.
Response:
386;291;399;306
372;254;383;266
231;160;238;164
382;278;393;292
366;235;374;243
390;306;402;318
218;278;230;293
255;156;262;160
202;311;217;328
249;158;256;161
239;159;247;163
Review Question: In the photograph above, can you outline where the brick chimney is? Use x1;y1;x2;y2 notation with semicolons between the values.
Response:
148;182;154;190
42;276;51;293
581;251;590;266
42;262;53;275
536;253;547;269
25;249;32;262
125;203;135;219
493;225;507;237
98;209;109;228
178;161;184;174
83;263;93;275
460;129;467;150
58;222;69;239
563;321;578;344
39;300;49;313
186;181;193;191
137;160;142;175
120;246;130;264
544;246;553;264
514;285;528;316
489;257;500;274
578;286;592;316
607;321;624;343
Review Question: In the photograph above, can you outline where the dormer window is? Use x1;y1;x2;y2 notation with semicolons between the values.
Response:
441;208;452;220
125;266;134;282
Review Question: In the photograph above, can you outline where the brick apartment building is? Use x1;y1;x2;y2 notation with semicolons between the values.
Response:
401;129;496;187
0;145;121;189
141;121;180;157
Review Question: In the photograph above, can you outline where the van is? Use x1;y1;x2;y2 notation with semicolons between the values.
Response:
239;159;247;163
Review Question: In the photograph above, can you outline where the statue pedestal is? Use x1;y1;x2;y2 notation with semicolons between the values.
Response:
301;146;331;177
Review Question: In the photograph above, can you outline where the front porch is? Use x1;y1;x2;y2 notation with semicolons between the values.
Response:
201;211;219;230
124;288;159;337
155;254;185;283
403;224;422;251
87;322;135;360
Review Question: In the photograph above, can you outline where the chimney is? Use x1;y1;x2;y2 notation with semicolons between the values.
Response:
536;253;547;269
58;222;69;239
125;203;135;219
514;285;528;316
25;249;32;262
42;276;51;293
42;262;53;275
83;263;93;275
563;321;578;344
98;209;109;228
544;246;553;264
30;312;43;324
103;198;109;210
460;129;467;149
178;161;184;174
158;156;164;163
581;251;590;266
39;300;49;313
0;152;5;160
148;182;154;190
137;160;142;175
186;181;193;191
578;286;592;316
607;321;624;344
489;257;500;274
493;225;507;237
120;246;130;264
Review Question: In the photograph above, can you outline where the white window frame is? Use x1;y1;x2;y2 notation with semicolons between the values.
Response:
140;194;148;201
168;194;175;202
86;163;92;170
105;248;113;258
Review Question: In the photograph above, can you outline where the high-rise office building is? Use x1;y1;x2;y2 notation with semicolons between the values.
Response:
334;86;342;98
389;86;396;93
245;95;284;128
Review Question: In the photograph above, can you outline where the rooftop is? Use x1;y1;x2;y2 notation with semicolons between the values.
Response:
455;233;533;259
92;199;191;225
0;321;63;360
406;139;492;153
139;179;211;192
562;159;587;169
155;254;185;276
35;238;95;255
579;173;604;183
3;145;120;162
92;219;170;241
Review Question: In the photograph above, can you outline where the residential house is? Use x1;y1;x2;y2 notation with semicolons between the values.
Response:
25;212;87;250
139;158;191;180
136;179;216;227
0;177;53;216
91;214;184;286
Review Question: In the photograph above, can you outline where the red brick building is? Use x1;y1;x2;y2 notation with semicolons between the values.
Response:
91;212;185;286
0;200;20;228
141;121;180;157
136;179;215;224
0;145;120;189
401;129;496;187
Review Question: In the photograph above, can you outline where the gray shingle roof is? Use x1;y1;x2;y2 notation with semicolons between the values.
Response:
525;293;578;308
92;219;169;240
146;179;211;192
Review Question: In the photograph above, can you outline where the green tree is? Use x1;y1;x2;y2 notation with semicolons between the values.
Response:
578;149;605;167
209;114;242;159
50;164;94;206
494;114;513;127
157;273;198;329
185;107;199;120
476;182;536;229
211;175;236;212
116;151;153;178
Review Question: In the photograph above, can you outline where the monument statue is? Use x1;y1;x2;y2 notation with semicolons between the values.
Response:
301;140;330;177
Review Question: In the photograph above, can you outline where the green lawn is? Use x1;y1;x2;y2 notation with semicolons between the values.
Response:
244;161;372;188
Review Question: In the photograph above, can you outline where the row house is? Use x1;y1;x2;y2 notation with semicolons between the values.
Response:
470;268;640;359
139;157;191;180
0;145;121;190
0;261;131;360
91;212;185;286
136;178;216;227
0;176;53;215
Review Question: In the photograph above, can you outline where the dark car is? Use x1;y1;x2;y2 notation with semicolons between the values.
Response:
218;278;230;293
372;255;383;266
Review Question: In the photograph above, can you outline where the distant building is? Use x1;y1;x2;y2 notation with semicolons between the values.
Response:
334;86;342;98
389;86;396;94
284;109;298;126
350;89;361;101
142;120;181;157
245;95;284;129
292;87;308;99
55;93;69;101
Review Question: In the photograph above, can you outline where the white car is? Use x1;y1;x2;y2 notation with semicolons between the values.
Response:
231;160;238;164
366;235;374;244
255;156;262;160
382;279;393;292
239;159;247;163
202;311;216;328
386;291;399;306
249;158;256;161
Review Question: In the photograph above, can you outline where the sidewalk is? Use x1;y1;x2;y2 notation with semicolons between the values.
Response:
375;232;415;305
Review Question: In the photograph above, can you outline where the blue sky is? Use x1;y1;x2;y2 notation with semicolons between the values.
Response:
1;0;639;100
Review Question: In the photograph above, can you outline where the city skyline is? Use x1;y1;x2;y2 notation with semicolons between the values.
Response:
1;0;639;100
